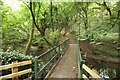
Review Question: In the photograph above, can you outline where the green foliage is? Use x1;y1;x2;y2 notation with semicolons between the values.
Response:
33;34;43;46
47;30;59;45
2;4;30;42
0;51;33;64
96;33;118;43
95;46;120;57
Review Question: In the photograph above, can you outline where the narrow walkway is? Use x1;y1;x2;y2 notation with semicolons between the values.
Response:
49;44;78;78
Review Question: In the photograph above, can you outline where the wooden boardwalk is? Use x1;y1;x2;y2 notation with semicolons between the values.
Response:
49;44;78;78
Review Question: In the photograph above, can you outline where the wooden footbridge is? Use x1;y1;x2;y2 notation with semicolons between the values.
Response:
0;38;103;80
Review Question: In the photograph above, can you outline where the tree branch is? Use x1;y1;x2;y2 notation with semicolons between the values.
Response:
95;2;112;17
29;1;53;47
22;1;30;9
103;2;112;17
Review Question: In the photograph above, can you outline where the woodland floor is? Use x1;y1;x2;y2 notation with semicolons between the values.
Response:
80;40;120;65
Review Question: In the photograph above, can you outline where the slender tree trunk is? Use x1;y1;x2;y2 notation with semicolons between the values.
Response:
84;13;88;30
25;2;35;55
118;25;120;47
25;22;34;54
117;6;120;51
103;2;112;18
50;1;54;32
78;23;80;37
84;4;88;38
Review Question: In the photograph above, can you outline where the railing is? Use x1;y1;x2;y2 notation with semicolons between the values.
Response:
0;60;32;80
77;40;85;79
34;38;69;80
77;40;102;80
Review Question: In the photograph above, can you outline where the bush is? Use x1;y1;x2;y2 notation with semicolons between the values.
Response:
47;30;60;45
0;51;34;79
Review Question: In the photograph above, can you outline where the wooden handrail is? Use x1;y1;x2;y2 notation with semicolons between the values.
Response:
0;60;32;79
0;60;32;71
83;64;101;78
0;69;32;79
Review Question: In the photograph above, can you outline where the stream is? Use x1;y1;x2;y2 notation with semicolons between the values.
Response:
85;59;120;80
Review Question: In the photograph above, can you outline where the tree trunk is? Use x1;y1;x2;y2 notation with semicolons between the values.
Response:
29;1;53;47
25;21;34;55
25;2;35;55
118;25;120;47
50;1;54;32
117;7;120;51
103;2;112;18
84;3;89;38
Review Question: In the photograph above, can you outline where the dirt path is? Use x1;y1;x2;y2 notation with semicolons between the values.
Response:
49;44;78;78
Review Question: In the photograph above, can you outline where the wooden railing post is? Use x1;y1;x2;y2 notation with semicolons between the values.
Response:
12;61;18;80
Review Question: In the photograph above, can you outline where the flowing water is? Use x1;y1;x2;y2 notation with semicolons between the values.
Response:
85;59;120;80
